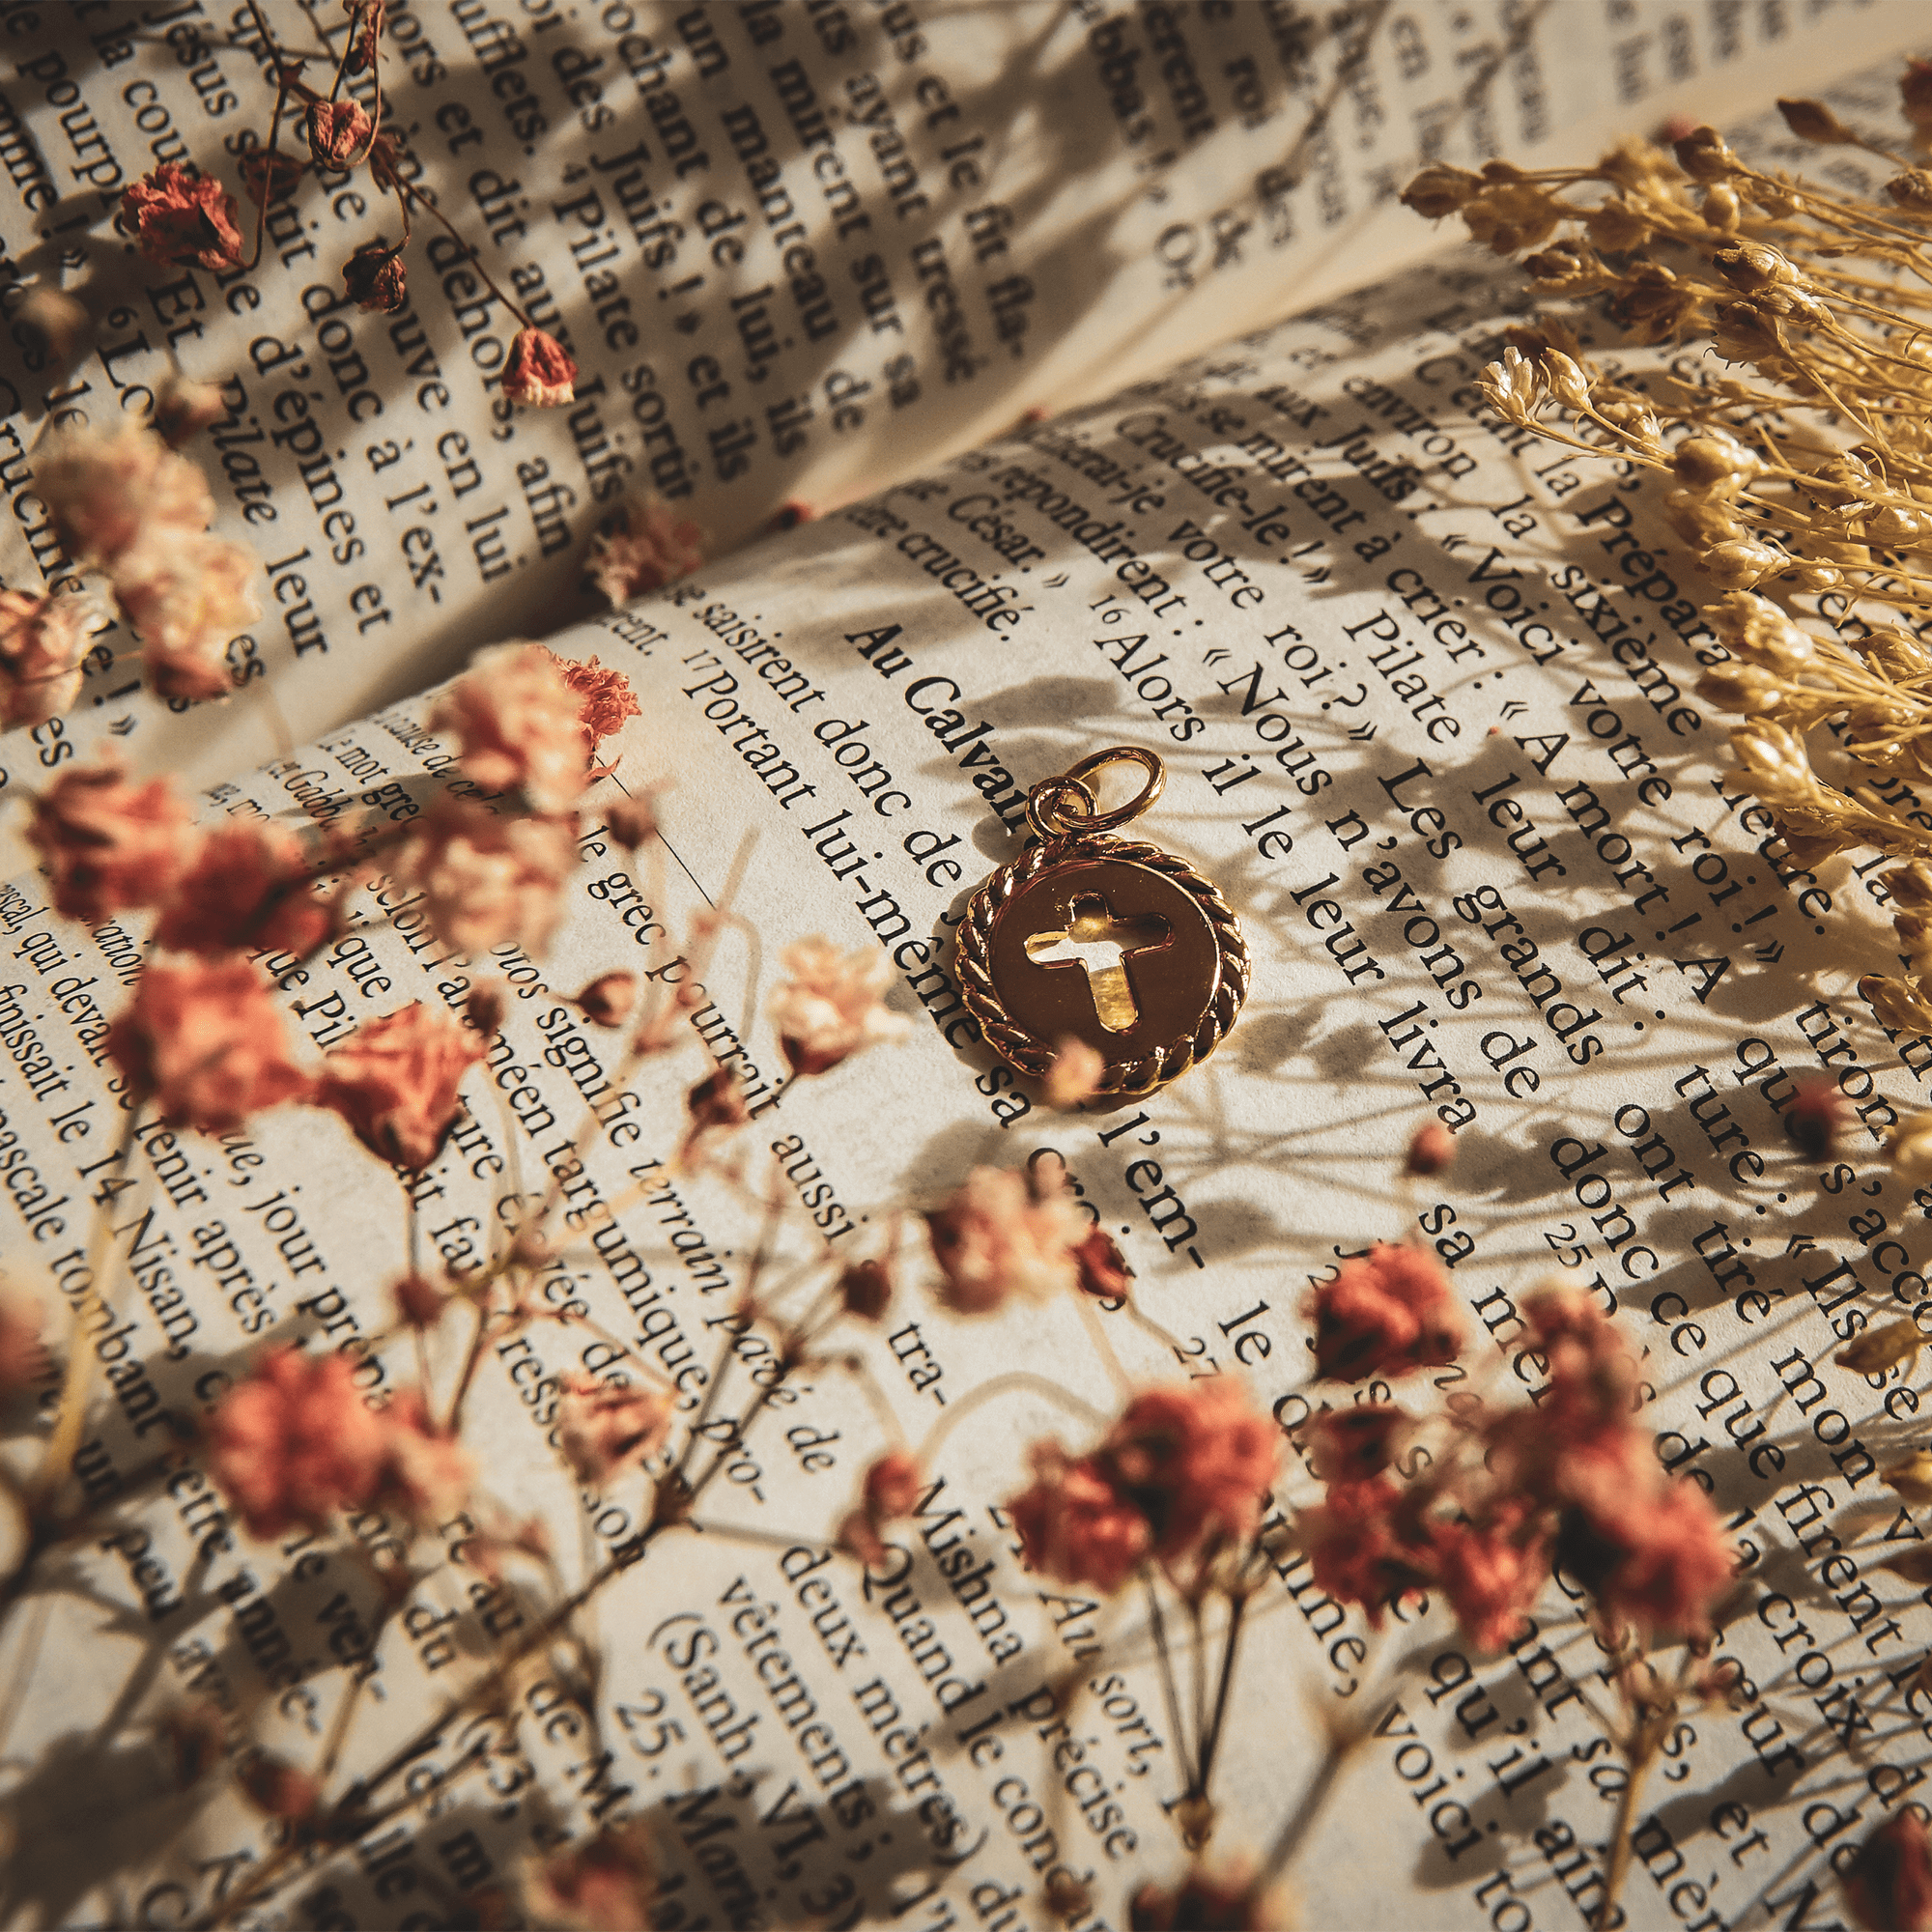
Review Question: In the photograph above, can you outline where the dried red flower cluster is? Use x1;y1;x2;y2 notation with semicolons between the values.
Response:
1302;1283;1733;1649
1009;1378;1278;1593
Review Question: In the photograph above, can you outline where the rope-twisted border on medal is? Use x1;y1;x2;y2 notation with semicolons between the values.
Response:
954;833;1250;1096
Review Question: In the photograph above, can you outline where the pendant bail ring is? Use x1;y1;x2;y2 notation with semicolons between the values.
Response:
1026;746;1166;838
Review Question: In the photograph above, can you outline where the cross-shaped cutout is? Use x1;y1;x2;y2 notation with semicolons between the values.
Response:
1024;893;1174;1033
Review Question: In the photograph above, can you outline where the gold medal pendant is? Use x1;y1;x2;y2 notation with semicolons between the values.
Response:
956;748;1249;1096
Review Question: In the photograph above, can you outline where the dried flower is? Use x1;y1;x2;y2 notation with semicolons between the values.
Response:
240;146;305;206
392;1272;449;1329
0;589;88;728
1043;1037;1105;1110
1434;1507;1548;1653
1304;1405;1408;1484
1777;97;1859;145
1569;1479;1733;1641
503;326;577;408
1399;162;1483;219
466;981;508;1037
684;1065;750;1136
521;1821;656;1931
769;937;909;1076
390;799;579;956
153;372;227;448
152;822;335;957
15;284;85;367
924;1165;1086;1313
1302;1476;1435;1626
578;972;638;1028
556;1376;674;1487
1893;1110;1932;1185
314;1001;487;1170
28;755;195;922
120;162;242;270
1008;1443;1151;1593
117;531;260;700
539;649;643;760
864;1449;924;1522
430;641;590;810
1070;1225;1132;1300
1835;1320;1921;1378
35;423;213;571
0;1284;46;1394
1097;1379;1277;1564
109;956;311;1133
1311;1243;1463;1381
838;1258;893;1322
306;99;373;168
1405;1120;1456;1177
1844;1812;1932;1932
585;494;706;606
342;241;407;313
208;1346;387;1537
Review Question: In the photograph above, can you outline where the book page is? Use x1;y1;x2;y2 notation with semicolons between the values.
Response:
3;198;1930;1924
0;0;1922;794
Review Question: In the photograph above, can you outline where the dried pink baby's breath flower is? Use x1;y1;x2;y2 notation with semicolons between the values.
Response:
28;754;196;922
1043;1037;1105;1109
0;589;88;728
1845;1811;1932;1932
1784;1075;1846;1159
108;956;313;1134
1301;1476;1435;1627
769;938;909;1076
578;971;638;1028
390;798;579;955
924;1164;1086;1313
208;1346;388;1537
1406;1120;1457;1177
838;1257;893;1322
1071;1226;1132;1300
1007;1443;1151;1593
864;1449;924;1520
1098;1379;1278;1565
556;1375;674;1486
431;641;590;810
115;531;260;701
36;423;213;570
239;1754;323;1823
16;285;85;367
1432;1504;1548;1653
604;795;659;851
306;99;372;168
239;147;305;207
342;241;407;313
585;494;706;606
1304;1405;1408;1484
465;980;509;1038
538;649;643;761
120;162;242;270
0;1284;47;1394
153;372;226;448
1311;1242;1463;1381
1564;1479;1734;1642
153;822;335;957
503;326;577;407
520;1820;656;1931
393;1271;450;1329
314;1001;486;1170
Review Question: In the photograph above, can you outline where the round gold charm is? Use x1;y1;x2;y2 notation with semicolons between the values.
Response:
955;749;1248;1095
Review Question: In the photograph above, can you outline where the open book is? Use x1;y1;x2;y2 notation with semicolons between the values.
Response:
4;4;1932;1927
